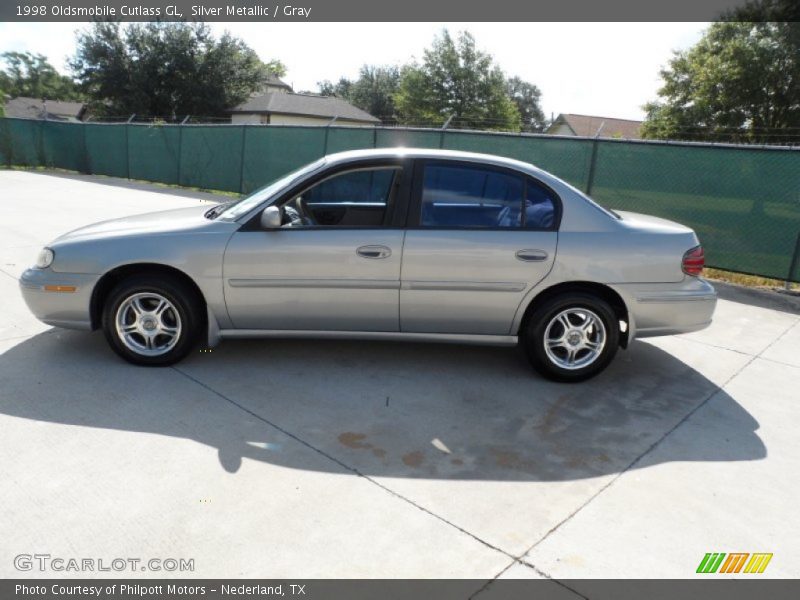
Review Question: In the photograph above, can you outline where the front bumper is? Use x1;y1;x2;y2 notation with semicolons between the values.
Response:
19;268;99;330
611;277;718;339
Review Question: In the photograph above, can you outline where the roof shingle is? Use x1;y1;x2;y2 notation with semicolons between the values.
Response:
3;96;85;121
548;113;642;139
230;92;380;123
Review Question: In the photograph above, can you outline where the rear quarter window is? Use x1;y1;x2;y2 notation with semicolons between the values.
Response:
525;179;556;229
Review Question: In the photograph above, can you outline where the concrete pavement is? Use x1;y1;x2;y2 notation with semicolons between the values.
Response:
1;170;798;585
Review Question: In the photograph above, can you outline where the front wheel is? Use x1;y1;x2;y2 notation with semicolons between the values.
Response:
101;275;202;366
522;293;619;382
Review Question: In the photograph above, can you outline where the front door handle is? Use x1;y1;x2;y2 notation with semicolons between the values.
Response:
357;245;392;259
516;249;548;262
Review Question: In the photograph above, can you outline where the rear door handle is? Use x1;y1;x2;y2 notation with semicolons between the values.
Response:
516;249;549;262
357;245;392;259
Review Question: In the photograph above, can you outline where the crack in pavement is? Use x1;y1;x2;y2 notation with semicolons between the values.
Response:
0;266;19;281
514;315;800;569
469;558;589;600
674;313;799;358
673;318;800;370
172;314;796;583
171;364;518;569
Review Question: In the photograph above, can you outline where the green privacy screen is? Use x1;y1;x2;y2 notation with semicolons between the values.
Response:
1;117;799;281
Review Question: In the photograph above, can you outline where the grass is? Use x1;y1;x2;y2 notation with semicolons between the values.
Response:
705;267;796;290
0;164;240;198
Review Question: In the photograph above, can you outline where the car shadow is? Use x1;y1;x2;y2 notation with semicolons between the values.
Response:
0;329;765;481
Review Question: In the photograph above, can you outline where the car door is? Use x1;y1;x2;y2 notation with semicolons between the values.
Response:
223;160;410;331
400;160;559;335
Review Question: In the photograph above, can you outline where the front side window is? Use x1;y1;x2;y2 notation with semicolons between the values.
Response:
421;164;524;228
217;158;327;221
282;167;400;228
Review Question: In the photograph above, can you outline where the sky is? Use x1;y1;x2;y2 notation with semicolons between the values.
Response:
0;22;708;121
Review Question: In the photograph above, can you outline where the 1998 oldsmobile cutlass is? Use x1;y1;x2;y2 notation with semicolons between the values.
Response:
20;148;716;381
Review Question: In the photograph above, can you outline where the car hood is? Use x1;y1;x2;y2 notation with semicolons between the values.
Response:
52;204;217;244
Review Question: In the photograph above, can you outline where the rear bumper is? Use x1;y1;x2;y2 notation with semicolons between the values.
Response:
19;268;98;330
611;278;717;339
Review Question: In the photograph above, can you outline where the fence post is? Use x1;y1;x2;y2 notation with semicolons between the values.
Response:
37;120;45;168
125;114;135;180
786;231;800;288
439;115;454;149
81;120;89;174
0;118;9;166
323;116;338;155
176;116;189;186
238;125;248;194
585;136;600;196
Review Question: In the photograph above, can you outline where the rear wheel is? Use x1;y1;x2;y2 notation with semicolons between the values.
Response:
101;275;201;366
522;293;619;382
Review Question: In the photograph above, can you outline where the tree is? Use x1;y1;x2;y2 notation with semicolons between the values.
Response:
641;5;800;144
394;30;521;131
723;0;800;22
317;77;353;100
70;22;285;119
0;51;83;100
505;76;546;132
318;65;400;122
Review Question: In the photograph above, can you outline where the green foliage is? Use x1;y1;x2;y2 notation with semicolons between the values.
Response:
394;30;522;131
506;76;547;132
0;51;83;101
70;22;285;118
318;65;400;122
642;9;800;143
723;0;800;22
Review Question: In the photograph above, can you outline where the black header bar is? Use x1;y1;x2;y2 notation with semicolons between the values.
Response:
1;0;759;22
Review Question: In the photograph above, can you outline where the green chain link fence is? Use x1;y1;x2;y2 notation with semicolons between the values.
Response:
1;117;799;282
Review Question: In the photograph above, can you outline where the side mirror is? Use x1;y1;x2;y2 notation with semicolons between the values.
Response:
260;206;282;229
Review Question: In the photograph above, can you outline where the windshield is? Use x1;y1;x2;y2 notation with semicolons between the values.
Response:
216;158;327;221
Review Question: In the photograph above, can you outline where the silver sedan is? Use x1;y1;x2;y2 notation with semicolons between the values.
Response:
19;148;716;381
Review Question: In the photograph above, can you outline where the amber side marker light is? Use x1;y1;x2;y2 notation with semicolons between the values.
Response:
44;285;77;293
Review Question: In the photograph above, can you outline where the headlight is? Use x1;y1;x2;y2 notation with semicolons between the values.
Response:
35;247;54;269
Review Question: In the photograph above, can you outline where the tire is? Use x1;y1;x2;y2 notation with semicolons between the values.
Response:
101;274;202;366
522;292;619;382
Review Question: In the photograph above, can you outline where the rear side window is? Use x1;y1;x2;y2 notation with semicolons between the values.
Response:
421;164;523;228
419;163;557;229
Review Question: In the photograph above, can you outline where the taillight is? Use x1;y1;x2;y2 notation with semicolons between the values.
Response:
682;245;705;276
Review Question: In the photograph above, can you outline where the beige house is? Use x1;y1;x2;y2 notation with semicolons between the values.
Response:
546;113;642;139
229;75;379;127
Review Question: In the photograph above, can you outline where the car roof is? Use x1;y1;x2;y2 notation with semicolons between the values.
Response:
324;147;546;178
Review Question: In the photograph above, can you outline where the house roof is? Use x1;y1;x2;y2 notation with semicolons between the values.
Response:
548;113;642;139
230;92;380;123
3;96;86;121
264;73;292;91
